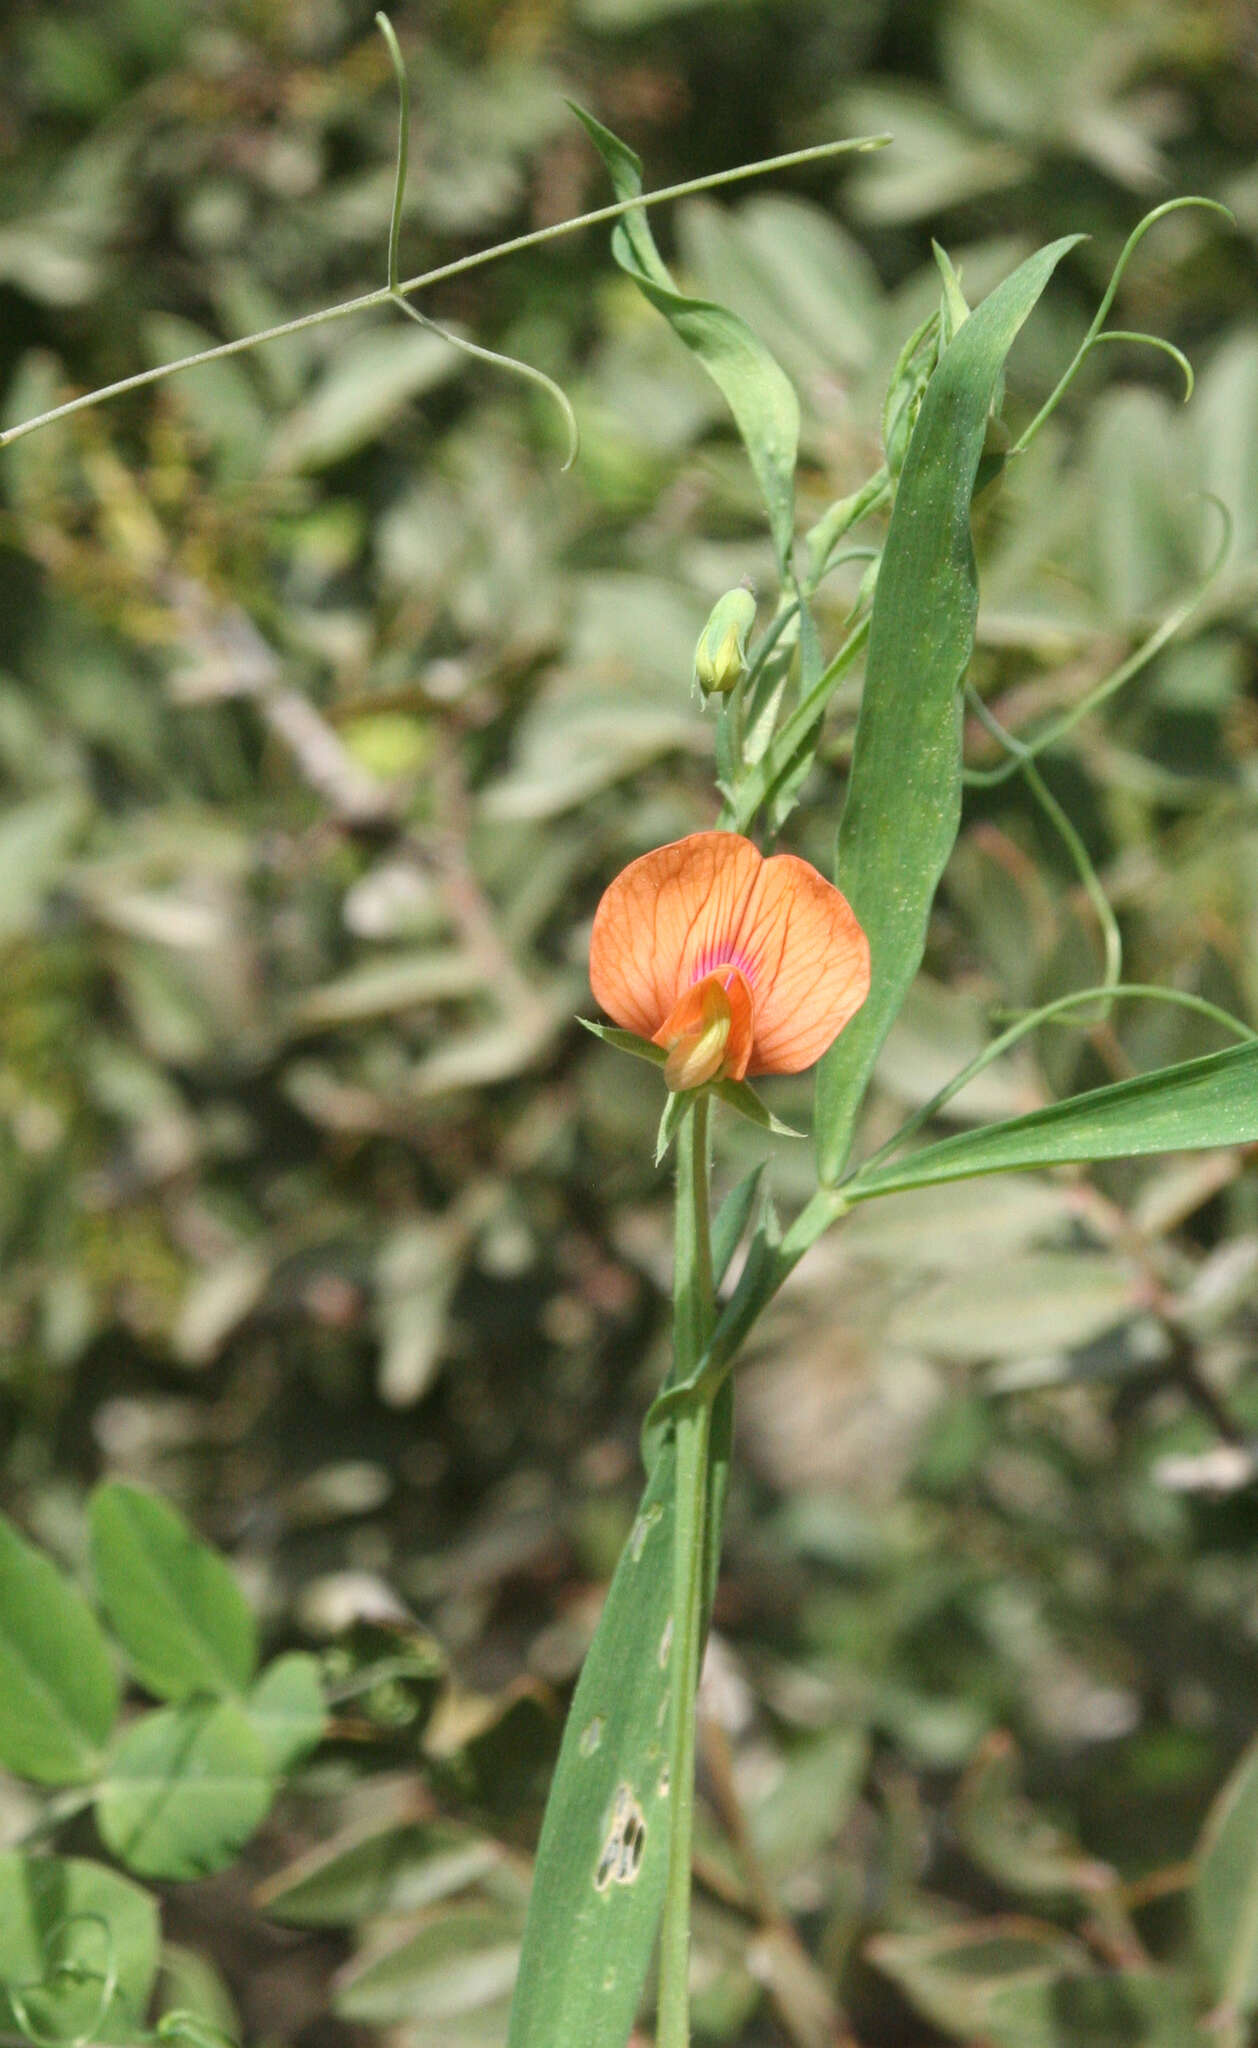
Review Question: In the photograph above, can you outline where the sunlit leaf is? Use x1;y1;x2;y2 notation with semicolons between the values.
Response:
572;105;800;572
96;1699;273;1880
846;1041;1258;1200
816;235;1082;1181
508;1440;680;2048
89;1483;258;1701
0;1854;160;2043
0;1514;118;1784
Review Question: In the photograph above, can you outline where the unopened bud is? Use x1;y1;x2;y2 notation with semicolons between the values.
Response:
693;586;756;697
882;311;940;478
933;240;971;346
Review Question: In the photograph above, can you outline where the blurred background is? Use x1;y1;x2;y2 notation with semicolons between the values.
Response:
2;0;1258;2042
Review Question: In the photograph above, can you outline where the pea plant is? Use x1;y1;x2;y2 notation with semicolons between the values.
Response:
1;19;1257;2048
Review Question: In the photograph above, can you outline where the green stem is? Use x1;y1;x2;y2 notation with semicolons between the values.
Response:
658;1095;717;2047
1008;196;1231;459
375;13;408;296
0;134;886;453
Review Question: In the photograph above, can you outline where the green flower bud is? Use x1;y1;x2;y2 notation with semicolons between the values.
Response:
693;586;757;696
882;311;940;478
933;240;971;346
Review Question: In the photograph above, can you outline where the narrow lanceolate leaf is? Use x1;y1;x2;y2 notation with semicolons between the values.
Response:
845;1041;1258;1201
0;1514;118;1784
1192;1730;1258;2017
815;236;1083;1183
572;105;800;573
89;1482;258;1701
508;1440;679;2048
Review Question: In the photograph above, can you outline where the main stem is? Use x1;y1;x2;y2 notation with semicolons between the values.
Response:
657;1094;716;2048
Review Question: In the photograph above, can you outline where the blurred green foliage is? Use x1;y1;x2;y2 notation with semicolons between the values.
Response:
2;0;1258;2042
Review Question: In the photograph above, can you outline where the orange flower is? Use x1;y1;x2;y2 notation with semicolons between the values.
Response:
590;832;870;1092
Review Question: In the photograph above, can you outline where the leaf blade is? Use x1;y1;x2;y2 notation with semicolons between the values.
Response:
507;1442;679;2048
95;1698;273;1881
845;1041;1258;1201
572;105;800;571
1192;1730;1258;2016
89;1482;258;1701
815;236;1083;1182
0;1514;119;1784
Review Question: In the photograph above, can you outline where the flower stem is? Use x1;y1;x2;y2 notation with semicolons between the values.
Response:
658;1094;717;2047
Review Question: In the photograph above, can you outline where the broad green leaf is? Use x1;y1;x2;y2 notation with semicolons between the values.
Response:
335;1907;520;2026
956;1734;1115;1899
887;1252;1135;1361
982;1969;1197;2048
845;1041;1258;1201
95;1698;273;1880
151;1941;239;2048
257;1821;501;1926
0;1853;160;2043
573;105;800;571
748;1725;868;1879
869;1919;1087;2038
246;1653;326;1773
815;235;1083;1183
508;1441;679;2048
1192;1730;1258;2015
676;193;884;384
89;1483;258;1701
0;1514;118;1784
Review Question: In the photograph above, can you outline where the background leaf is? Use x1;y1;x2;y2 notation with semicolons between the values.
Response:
258;1821;502;1926
0;1854;160;2042
95;1699;274;1880
89;1483;257;1701
1191;1730;1258;2018
246;1653;327;1773
0;1513;118;1784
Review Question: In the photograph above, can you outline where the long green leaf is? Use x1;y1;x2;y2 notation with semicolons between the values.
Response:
815;235;1083;1183
844;1041;1258;1201
507;1440;678;2048
572;105;800;572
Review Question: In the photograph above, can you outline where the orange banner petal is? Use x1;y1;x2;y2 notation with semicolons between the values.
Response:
589;831;869;1081
589;834;761;1038
736;854;870;1074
